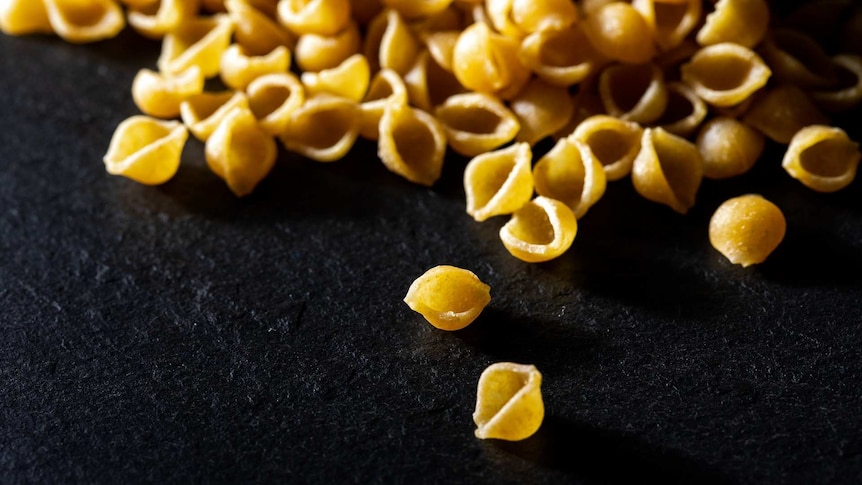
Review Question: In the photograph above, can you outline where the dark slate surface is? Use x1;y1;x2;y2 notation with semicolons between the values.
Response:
1;27;861;485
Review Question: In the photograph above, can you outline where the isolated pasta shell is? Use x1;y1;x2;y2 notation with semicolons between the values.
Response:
697;117;764;180
294;20;361;72
510;77;574;146
434;93;520;157
518;23;597;88
695;0;769;48
43;0;125;43
464;142;534;222
205;107;276;197
281;95;360;162
631;127;703;214
742;85;830;144
132;66;205;119
681;43;771;108
103;116;188;185
364;8;420;75
158;14;234;77
277;0;351;36
812;55;862;113
656;82;707;138
474;363;544;441
301;54;370;103
180;90;250;141
377;103;448;186
220;44;290;91
632;0;701;50
709;195;786;267
598;63;668;125
533;138;606;219
247;73;305;137
359;68;409;140
499;196;577;263
570;115;642;181
127;0;197;39
0;0;52;36
403;265;491;331
782;125;861;193
226;0;294;55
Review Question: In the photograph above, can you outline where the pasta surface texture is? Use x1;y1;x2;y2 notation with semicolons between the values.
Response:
782;125;861;193
403;265;491;331
103;116;189;185
474;362;544;441
500;196;577;263
709;195;786;267
464;142;534;222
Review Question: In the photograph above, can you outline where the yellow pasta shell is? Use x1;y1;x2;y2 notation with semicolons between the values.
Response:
464;142;534;222
681;43;771;108
277;0;351;36
382;0;453;19
204;107;276;197
697;117;764;180
219;44;291;91
632;0;700;51
301;54;370;103
782;125;861;193
569;115;643;182
518;24;596;88
103;116;189;185
434;92;520;157
132;66;205;119
43;0;125;43
226;0;294;55
510;77;574;146
359;68;409;140
281;95;360;162
403;265;491;331
247;72;306;137
158;14;235;77
584;3;655;64
294;20;361;72
474;362;544;441
500;196;577;263
0;0;53;36
403;50;467;112
656;82;707;138
709;195;786;267
377;102;447;186
180;90;250;141
598;63;668;125
631;127;703;214
452;22;530;100
364;8;420;75
128;0;198;40
696;0;769;48
533;138;607;219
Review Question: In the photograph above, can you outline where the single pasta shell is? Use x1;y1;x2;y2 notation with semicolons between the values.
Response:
681;43;771;108
103;116;188;185
158;14;235;77
435;92;520;157
518;24;596;88
510;77;574;146
656;82;707;138
632;0;701;50
294;20;361;73
464;142;534;222
631;127;703;214
499;196;577;263
247;73;306;137
782;125;861;193
226;0;294;54
359;68;409;140
0;0;53;36
695;0;769;48
812;55;862;113
533;138;607;219
301;54;371;103
219;44;291;91
598;62;668;125
569;115;643;182
281;95;360;162
697;117;764;180
204;107;276;197
377;102;448;186
403;265;491;331
474;362;544;441
709;194;786;267
364;8;420;75
132;66;205;119
43;0;125;43
277;0;351;36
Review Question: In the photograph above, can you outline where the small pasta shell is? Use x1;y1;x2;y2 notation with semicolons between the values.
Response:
364;9;420;75
403;265;491;331
205;107;277;197
247;72;306;137
359;68;409;140
742;85;830;144
434;93;519;157
281;95;360;162
709;195;786;267
486;0;577;39
294;20;361;72
43;0;125;43
452;22;530;100
812;55;862;113
518;23;597;88
782;125;861;193
226;0;294;55
127;0;198;40
681;43;771;108
533;138;606;218
132;66;205;119
695;0;769;48
474;363;544;441
377;103;448;186
276;0;351;36
180;90;250;141
403;50;467;112
697;117;764;180
583;3;655;64
301;54;370;103
422;30;459;72
0;0;52;36
632;0;701;51
631;127;703;214
499;196;577;263
598;63;668;125
510;77;574;146
383;0;453;19
103;116;188;185
656;82;707;138
158;15;235;77
758;29;837;89
570;115;642;181
464;143;534;222
220;44;291;91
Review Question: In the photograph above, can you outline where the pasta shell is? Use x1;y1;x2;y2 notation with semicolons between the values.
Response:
518;23;597;88
301;54;370;103
103;116;189;185
422;30;459;72
758;29;837;89
180;90;250;141
43;0;125;43
474;363;544;441
132;66;205;119
294;20;361;72
695;0;769;48
276;0;351;36
281;95;360;162
205;107;277;197
533;138;606;219
486;0;577;39
158;15;235;77
569;115;642;181
499;196;577;263
377;103;448;186
434;92;519;157
127;0;198;40
226;0;294;55
364;8;420;75
632;0;701;50
403;50;467;112
510;77;574;146
598;62;668;125
0;0;53;36
583;3;655;64
464;142;534;222
632;128;703;214
452;22;530;100
709;195;786;267
359;68;409;140
656;82;707;138
403;265;491;331
782;125;861;193
681;43;771;108
247;72;306;136
742;85;830;144
382;0;453;19
812;55;862;113
697;117;764;180
220;44;290;91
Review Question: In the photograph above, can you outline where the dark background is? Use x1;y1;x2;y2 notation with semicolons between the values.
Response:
1;12;861;485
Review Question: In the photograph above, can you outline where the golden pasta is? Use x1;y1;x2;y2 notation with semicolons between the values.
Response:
402;50;467;111
742;84;830;144
697;117;764;180
281;95;361;162
180;90;250;141
759;29;837;89
205;107;277;197
294;20;361;72
226;0;294;55
382;0;453;20
473;362;544;441
0;0;53;36
364;8;420;75
127;0;197;39
452;21;530;100
533;138;606;219
782;125;861;193
812;55;862;113
680;43;771;108
632;0;701;51
583;3;655;64
301;54;370;103
518;23;596;88
377;102;447;186
570;115;643;182
485;0;577;39
422;30;459;73
359;68;409;140
132;66;205;119
434;92;520;157
510;78;574;146
277;0;351;36
499;196;577;263
598;62;669;125
158;14;235;77
403;265;491;331
43;0;125;44
464;142;534;222
631;127;703;214
656;82;707;138
219;44;291;91
246;72;306;136
695;0;769;48
103;116;189;185
709;195;786;267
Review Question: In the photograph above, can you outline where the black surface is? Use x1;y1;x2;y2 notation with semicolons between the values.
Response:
2;27;862;485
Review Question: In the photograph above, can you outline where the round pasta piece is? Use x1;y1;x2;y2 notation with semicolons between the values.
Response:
464;142;534;222
0;0;53;36
434;93;519;157
697;117;764;180
499;196;577;263
382;0;453;19
301;54;370;103
452;22;530;100
570;115;643;181
294;20;361;72
695;0;769;48
132;66;205;119
281;95;361;162
598;63;668;125
518;23;597;88
403;50;468;112
510;78;574;146
742;85;830;145
709;195;786;267
277;0;351;36
220;44;291;91
127;0;198;40
247;72;306;136
103;116;189;185
474;363;544;441
758;29;837;89
403;265;491;331
226;0;294;55
359;68;409;140
43;0;125;43
158;15;235;77
632;0;701;51
180;91;250;141
533;138;606;219
656;82;707;137
364;9;420;75
205;107;277;197
813;55;862;113
681;43;770;108
631;127;703;214
583;3;655;64
377;103;447;186
782;126;861;193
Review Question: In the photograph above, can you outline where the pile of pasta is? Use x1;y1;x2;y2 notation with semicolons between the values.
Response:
2;0;861;264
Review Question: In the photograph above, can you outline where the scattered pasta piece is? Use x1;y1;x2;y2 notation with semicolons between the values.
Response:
570;115;643;182
697;117;764;180
158;14;234;77
226;0;294;55
403;265;490;331
377;102;447;186
220;44;291;91
247;72;306;136
359;68;409;140
759;29;837;89
103;116;188;185
782;125;861;193
180;90;250;141
434;92;520;157
598;63;668;125
533;138;606;219
631;127;703;214
474;362;544;441
464;142;534;222
43;0;125;44
403;50;467;111
709;194;786;267
301;54;370;103
281;95;361;162
499;196;577;263
205;107;277;197
696;0;769;48
681;43;771;108
132;66;205;119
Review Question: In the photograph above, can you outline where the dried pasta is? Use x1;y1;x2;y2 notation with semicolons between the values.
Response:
226;0;294;55
158;14;234;77
533;138;606;219
473;363;544;441
583;3;655;64
281;95;361;162
103;116;189;185
510;78;574;146
695;0;769;48
452;21;530;100
219;44;291;91
485;0;578;39
499;196;577;263
656;82;707;137
631;127;703;214
782;125;861;193
0;0;53;36
697;117;764;180
132;66;205;119
403;265;491;331
570;115;643;182
301;54;370;103
632;0;701;51
246;72;306;136
205;107;277;197
359;68;409;140
709;195;786;267
680;43;771;108
403;50;467;111
377;102;448;186
364;8;420;75
180;90;250;142
383;0;453;20
43;0;125;44
518;23;596;88
277;0;351;36
127;0;197;39
464;142;534;222
598;63;669;125
742;85;830;144
434;92;519;157
294;20;360;72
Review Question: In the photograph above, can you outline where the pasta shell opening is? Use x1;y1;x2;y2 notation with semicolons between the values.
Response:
599;63;668;124
499;196;577;263
464;142;534;222
570;115;642;181
782;126;861;192
403;50;467;112
633;0;701;50
277;0;351;36
205;107;277;197
378;104;447;186
519;24;595;87
681;43;770;107
103;116;189;185
128;0;196;39
656;82;707;137
44;0;125;43
473;362;544;441
435;93;520;157
403;265;491;331
282;95;360;162
533;138;606;218
180;90;250;141
247;73;305;136
696;0;769;48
